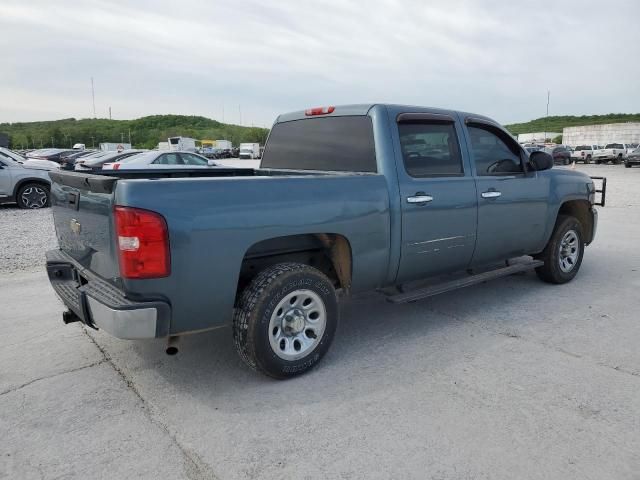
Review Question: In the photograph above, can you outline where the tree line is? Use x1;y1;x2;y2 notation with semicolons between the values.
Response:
0;115;270;150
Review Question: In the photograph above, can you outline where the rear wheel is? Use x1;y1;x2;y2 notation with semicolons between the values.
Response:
233;262;338;379
535;215;584;284
615;155;623;165
584;155;591;164
17;183;49;209
625;162;632;168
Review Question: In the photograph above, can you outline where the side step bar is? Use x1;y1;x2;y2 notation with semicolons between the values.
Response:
387;259;544;304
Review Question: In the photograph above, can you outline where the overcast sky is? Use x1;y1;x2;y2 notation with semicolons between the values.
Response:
1;0;638;127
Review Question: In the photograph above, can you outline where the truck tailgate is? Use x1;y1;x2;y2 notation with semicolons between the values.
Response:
48;171;120;281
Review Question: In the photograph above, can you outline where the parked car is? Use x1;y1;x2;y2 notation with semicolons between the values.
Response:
570;145;599;164
625;147;640;168
547;146;571;165
593;143;629;164
75;150;147;171
46;104;603;378
0;150;52;208
27;148;76;163
625;143;639;156
59;150;96;170
102;151;216;170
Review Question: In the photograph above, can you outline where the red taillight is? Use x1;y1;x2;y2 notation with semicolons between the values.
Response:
112;163;121;170
305;106;335;116
114;206;170;279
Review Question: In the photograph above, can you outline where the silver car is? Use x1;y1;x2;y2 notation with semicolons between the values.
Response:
0;147;52;208
102;151;217;170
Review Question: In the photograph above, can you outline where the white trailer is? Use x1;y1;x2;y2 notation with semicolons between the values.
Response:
215;140;232;150
239;143;260;159
168;136;197;152
100;142;132;152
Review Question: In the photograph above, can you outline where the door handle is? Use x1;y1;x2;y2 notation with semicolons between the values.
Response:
481;191;502;199
407;194;433;204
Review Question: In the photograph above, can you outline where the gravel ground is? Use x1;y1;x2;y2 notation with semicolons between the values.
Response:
1;163;640;479
0;204;56;274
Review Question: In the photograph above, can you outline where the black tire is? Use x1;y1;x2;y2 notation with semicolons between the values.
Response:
614;155;622;165
16;183;50;209
584;155;591;164
625;162;632;168
563;157;570;165
233;262;338;379
534;215;584;284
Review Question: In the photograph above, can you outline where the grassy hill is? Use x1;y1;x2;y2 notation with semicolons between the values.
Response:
504;113;640;135
0;115;269;150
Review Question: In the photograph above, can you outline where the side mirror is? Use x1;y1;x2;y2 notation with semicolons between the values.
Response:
207;159;217;167
529;151;553;171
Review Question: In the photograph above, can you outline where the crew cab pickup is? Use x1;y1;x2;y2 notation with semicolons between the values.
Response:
593;143;630;164
46;104;604;378
570;145;599;164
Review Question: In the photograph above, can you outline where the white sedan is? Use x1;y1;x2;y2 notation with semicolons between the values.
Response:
103;151;217;170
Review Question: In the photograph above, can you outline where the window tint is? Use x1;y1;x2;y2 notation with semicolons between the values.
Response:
261;116;376;172
398;122;462;176
154;153;182;165
468;126;524;175
181;153;208;165
605;143;623;149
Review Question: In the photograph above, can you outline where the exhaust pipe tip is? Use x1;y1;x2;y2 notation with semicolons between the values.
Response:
165;336;180;356
166;346;178;356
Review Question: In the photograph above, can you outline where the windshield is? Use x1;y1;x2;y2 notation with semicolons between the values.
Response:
0;148;26;164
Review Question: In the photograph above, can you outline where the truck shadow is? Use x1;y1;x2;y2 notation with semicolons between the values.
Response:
106;265;600;412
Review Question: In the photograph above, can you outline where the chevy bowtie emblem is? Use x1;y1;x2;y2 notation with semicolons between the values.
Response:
70;219;81;234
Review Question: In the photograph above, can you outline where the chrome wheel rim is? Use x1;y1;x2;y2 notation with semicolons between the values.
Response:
558;230;579;273
268;289;326;361
21;186;47;209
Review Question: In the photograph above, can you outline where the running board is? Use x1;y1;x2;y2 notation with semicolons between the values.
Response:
387;260;544;304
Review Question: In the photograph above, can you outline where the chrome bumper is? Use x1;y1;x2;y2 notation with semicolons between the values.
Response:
46;249;170;339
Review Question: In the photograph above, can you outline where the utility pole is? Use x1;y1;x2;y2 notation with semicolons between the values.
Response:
239;105;242;125
90;136;95;148
544;90;550;143
91;77;96;118
128;129;131;145
51;136;54;147
109;106;112;120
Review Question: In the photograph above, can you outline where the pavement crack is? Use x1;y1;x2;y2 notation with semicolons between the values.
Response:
81;329;219;480
0;359;107;396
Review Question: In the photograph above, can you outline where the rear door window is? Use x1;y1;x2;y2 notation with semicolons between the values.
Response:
154;153;183;165
398;122;463;177
261;116;376;172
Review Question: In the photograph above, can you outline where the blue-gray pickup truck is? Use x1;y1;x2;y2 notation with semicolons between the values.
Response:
46;104;605;378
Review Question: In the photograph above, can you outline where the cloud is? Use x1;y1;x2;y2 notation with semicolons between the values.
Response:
1;0;639;126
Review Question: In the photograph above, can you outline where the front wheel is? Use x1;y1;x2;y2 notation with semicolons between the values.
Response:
17;183;50;209
233;263;338;379
535;215;584;284
625;162;632;168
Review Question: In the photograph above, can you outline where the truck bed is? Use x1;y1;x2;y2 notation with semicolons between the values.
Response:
48;167;391;334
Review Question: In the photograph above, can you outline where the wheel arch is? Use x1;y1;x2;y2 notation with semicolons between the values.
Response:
557;199;594;244
237;233;353;295
12;177;51;199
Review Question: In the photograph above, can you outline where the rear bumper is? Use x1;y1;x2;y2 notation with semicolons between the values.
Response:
46;249;170;339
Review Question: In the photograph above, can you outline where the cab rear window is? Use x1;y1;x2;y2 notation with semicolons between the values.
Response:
261;116;377;172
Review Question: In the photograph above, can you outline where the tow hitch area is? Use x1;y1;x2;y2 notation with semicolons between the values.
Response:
590;176;607;206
